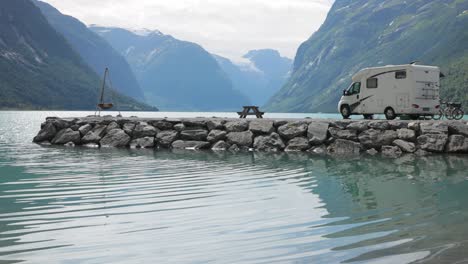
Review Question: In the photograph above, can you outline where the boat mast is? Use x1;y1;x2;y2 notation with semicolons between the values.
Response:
100;68;109;104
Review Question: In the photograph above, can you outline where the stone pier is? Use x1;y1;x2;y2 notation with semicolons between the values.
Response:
33;116;468;157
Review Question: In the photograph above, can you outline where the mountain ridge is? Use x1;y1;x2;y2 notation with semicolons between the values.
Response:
34;0;146;101
0;0;153;110
91;26;251;111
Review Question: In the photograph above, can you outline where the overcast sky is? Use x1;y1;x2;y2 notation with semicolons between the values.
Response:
40;0;333;61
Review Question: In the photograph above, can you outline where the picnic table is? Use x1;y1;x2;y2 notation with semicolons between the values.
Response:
237;106;264;118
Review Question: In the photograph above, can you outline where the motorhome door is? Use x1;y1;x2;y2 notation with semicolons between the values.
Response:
345;82;361;113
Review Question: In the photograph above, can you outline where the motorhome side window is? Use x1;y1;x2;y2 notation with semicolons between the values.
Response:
395;71;406;79
367;78;378;88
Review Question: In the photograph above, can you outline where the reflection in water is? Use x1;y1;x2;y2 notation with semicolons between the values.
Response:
1;145;467;263
0;111;467;263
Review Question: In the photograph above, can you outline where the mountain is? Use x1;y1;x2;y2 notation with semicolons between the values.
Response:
214;49;292;106
266;0;468;113
0;0;153;110
91;26;250;111
33;0;145;101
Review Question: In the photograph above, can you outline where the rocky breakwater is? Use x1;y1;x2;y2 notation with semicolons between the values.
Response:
33;117;468;157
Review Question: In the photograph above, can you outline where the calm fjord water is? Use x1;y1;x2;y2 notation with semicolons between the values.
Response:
1;111;468;264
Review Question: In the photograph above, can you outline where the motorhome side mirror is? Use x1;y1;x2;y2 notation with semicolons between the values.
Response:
342;90;346;96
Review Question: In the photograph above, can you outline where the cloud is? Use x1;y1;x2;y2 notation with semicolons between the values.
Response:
40;0;333;60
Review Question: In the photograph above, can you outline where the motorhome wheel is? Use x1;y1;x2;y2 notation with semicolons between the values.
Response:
384;107;396;120
341;105;351;119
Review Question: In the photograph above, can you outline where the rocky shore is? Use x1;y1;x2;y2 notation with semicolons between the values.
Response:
33;116;468;157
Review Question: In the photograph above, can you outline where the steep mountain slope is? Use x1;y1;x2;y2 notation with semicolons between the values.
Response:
91;27;250;111
214;49;292;106
33;0;145;101
0;0;152;110
266;0;468;113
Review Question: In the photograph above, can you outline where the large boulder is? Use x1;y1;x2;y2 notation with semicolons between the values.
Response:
211;140;230;151
278;122;308;140
81;125;107;144
253;132;285;152
180;129;208;141
33;122;57;142
327;139;361;154
285;137;309;152
105;122;120;133
329;120;349;129
366;148;379;155
164;118;181;124
328;128;358;141
420;122;448;134
78;124;93;136
448;122;468;137
249;121;275;134
408;122;420;132
368;121;390;130
96;118;113;126
70;124;80;131
393;139;416;153
381;145;403;157
229;144;240;152
133;123;158;138
152;120;173;130
51;128;81;145
156;130;179;148
182;120;207;128
122;123;136;135
173;123;186;132
91;124;107;137
346;121;368;132
308;122;329;145
207;130;227;143
417;134;448;152
388;121;408;130
226;131;254;147
171;140;210;150
82;132;101;144
130;137;155;148
397;128;416;142
100;129;131;147
273;120;288;128
446;135;468;153
50;118;71;130
116;119;134;126
225;120;249;132
358;129;398;149
207;120;225;130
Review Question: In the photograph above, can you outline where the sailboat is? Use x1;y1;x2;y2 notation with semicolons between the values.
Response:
97;67;113;110
96;68;122;117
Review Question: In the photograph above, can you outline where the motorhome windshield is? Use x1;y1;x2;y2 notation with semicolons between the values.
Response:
345;82;361;95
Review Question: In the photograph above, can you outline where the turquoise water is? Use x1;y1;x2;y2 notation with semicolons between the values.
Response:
1;111;468;264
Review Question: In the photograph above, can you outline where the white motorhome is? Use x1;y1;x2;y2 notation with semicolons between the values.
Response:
338;64;442;120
